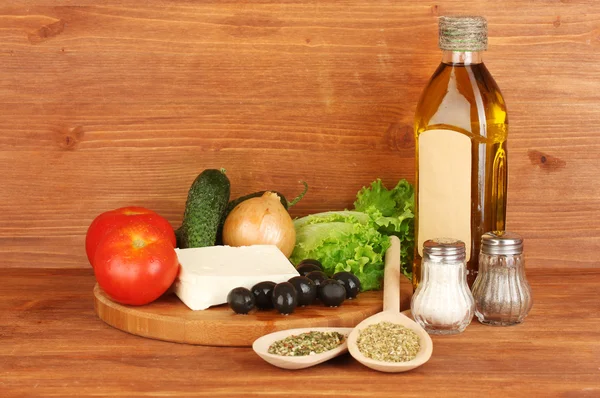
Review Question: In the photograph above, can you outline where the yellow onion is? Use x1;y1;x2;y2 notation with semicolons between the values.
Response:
222;192;296;257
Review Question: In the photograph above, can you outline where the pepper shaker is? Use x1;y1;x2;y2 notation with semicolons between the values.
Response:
472;232;533;326
411;239;475;335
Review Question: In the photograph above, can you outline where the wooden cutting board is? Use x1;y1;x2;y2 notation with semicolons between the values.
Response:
93;278;412;347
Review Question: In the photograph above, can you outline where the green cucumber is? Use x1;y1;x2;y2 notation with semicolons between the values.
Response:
178;168;231;248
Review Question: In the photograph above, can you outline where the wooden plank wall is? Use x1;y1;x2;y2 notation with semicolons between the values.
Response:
0;1;598;269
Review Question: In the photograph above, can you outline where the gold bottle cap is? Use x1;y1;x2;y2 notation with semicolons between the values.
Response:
438;16;488;52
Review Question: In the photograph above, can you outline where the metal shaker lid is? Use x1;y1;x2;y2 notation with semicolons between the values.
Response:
481;231;523;255
423;238;466;262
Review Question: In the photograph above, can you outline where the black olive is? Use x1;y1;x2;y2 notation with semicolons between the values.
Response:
272;282;298;315
227;287;255;314
332;272;361;299
251;281;276;310
305;270;328;287
288;276;317;306
296;263;322;276
297;259;323;270
318;279;346;307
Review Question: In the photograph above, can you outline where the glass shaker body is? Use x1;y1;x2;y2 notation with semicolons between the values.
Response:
411;239;475;335
472;232;533;326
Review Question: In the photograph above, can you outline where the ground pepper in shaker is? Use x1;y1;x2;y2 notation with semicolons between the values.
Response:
472;232;533;326
410;239;475;335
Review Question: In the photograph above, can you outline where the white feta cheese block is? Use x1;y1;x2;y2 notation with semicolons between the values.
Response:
174;245;300;311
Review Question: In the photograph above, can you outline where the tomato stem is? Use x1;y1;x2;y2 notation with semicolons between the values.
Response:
132;238;146;249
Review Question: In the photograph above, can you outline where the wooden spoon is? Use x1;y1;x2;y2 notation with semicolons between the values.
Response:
252;327;352;370
347;236;433;372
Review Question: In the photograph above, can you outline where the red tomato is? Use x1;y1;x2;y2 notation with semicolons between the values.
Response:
94;222;179;306
85;206;176;267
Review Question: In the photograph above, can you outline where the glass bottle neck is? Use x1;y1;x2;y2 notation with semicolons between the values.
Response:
442;51;483;65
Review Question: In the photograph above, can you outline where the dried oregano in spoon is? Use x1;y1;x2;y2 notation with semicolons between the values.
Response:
268;331;346;356
357;322;421;362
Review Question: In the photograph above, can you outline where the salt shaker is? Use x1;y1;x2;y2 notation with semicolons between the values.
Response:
411;239;475;335
472;232;533;326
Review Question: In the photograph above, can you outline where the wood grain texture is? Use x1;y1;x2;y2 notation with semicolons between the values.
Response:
0;2;599;269
94;282;411;346
1;268;599;397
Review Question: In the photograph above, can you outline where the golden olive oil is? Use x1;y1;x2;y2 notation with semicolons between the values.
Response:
413;17;508;289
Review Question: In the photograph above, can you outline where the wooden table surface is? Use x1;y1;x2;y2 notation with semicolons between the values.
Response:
1;268;599;397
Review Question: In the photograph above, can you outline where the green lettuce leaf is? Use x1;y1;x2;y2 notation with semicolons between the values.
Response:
291;211;390;291
290;179;415;291
354;179;415;279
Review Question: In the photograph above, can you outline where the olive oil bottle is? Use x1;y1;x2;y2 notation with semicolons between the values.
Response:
413;16;508;289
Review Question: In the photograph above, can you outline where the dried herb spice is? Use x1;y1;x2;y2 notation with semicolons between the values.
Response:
268;331;346;356
357;322;420;362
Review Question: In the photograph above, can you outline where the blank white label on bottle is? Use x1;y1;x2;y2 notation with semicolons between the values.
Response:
418;129;472;261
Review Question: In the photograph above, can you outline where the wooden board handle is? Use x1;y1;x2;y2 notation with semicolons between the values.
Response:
383;236;401;313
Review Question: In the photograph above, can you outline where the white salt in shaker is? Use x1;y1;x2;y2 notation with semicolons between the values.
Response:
411;238;475;335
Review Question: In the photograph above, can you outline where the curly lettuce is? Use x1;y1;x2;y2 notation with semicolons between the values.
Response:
290;179;414;291
354;179;415;280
